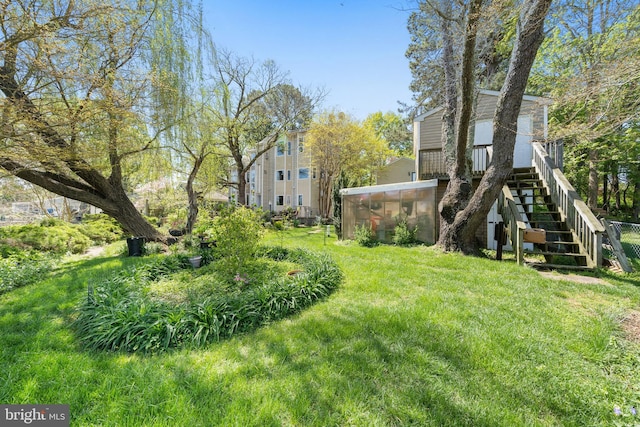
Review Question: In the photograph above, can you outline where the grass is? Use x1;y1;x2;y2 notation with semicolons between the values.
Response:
1;230;640;425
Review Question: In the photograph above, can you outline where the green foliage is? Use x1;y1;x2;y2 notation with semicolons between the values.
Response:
74;247;342;352
393;216;418;246
3;228;640;425
81;214;124;244
354;223;377;247
0;251;58;295
0;219;92;254
208;206;264;277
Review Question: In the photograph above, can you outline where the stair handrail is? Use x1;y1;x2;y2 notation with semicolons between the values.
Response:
498;185;526;265
531;142;604;267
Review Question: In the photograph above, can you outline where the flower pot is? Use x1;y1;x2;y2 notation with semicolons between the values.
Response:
188;256;202;268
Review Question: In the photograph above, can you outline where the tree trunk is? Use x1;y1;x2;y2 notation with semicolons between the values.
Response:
633;181;640;221
236;163;247;206
437;0;552;253
185;157;203;234
588;149;599;209
611;163;620;210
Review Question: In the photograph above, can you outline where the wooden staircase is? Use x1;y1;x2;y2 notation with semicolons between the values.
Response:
507;167;592;270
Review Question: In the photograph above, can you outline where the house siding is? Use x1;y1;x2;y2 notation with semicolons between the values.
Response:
248;131;320;217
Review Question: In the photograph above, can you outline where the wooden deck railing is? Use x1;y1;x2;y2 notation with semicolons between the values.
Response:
498;185;526;265
419;144;491;179
532;142;604;267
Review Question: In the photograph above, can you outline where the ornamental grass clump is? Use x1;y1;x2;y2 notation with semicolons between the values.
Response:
74;247;342;352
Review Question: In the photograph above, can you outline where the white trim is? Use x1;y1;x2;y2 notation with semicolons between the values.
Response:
339;179;438;196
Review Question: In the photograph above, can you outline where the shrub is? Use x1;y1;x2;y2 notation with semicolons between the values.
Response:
393;217;418;246
0;251;58;295
80;214;124;244
74;247;343;352
354;223;377;247
208;206;264;278
0;219;91;254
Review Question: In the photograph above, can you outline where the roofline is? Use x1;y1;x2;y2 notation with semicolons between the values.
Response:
339;179;438;196
413;89;552;122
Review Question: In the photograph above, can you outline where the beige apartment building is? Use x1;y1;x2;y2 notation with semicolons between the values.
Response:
247;130;320;218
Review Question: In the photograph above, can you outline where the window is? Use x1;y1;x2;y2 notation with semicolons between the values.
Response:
286;195;291;206
276;170;284;181
276;196;284;206
298;194;303;206
287;141;292;155
298;168;309;179
287;170;291;180
298;142;304;153
276;145;284;156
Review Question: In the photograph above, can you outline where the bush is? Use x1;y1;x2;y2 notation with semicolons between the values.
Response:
0;219;91;254
81;214;124;244
0;251;58;295
393;217;418;246
74;247;343;352
354;223;377;247
208;206;264;278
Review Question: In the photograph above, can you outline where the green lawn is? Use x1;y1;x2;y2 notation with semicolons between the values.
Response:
1;227;640;426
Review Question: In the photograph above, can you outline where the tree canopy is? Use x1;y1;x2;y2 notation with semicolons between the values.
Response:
529;0;640;215
306;111;390;218
0;0;209;240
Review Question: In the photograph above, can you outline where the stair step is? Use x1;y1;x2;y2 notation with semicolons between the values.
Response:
543;241;580;246
527;263;595;271
529;250;587;257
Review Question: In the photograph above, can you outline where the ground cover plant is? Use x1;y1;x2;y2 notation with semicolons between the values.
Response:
1;227;640;425
74;247;343;352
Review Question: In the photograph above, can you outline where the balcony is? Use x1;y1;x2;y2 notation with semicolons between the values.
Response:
419;144;491;180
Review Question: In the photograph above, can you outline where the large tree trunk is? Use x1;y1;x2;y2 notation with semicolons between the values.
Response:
0;69;165;242
1;158;164;241
437;0;482;247
438;0;552;253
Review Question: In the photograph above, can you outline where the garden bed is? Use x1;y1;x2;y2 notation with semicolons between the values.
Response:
74;246;343;353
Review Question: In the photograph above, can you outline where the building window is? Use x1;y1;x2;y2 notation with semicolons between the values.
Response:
286;195;291;206
276;195;284;206
276;170;284;181
287;170;291;180
298;142;304;153
298;168;309;179
276;145;284;156
298;194;303;206
287;141;292;155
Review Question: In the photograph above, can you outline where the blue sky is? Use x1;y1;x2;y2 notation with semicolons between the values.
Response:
203;1;414;120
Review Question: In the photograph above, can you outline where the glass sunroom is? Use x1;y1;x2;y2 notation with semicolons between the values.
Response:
340;180;438;244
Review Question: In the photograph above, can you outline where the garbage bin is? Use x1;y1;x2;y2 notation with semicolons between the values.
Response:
126;237;145;256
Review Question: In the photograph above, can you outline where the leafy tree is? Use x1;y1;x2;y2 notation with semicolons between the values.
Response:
0;0;201;241
209;49;323;205
407;0;552;253
404;0;513;116
363;112;413;157
306;111;390;219
529;0;640;213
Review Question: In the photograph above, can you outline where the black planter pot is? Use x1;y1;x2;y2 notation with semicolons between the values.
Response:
126;237;145;256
